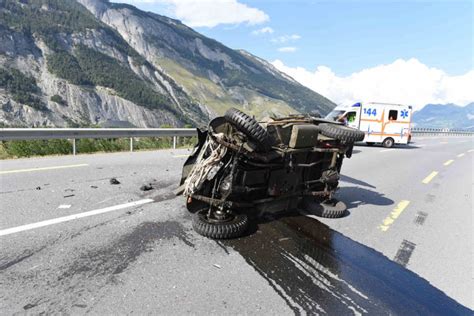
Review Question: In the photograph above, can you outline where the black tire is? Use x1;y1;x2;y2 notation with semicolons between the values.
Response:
192;209;248;239
382;137;394;148
318;123;365;143
301;198;347;218
224;108;271;151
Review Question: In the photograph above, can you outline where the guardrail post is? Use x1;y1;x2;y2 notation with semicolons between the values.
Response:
130;137;134;152
173;136;177;149
72;139;76;156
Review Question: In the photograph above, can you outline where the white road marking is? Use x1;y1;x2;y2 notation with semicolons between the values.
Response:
0;164;89;175
468;149;474;153
457;153;465;158
380;149;396;152
0;199;154;237
173;154;190;158
58;205;71;209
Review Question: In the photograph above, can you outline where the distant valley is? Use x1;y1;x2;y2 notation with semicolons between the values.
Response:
412;103;474;130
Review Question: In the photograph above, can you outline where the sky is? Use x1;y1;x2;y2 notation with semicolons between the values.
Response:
115;0;473;110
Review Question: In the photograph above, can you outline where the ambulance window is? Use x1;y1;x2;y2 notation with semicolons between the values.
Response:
388;110;398;120
347;111;357;123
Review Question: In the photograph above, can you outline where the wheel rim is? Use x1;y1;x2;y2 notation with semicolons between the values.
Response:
203;210;235;224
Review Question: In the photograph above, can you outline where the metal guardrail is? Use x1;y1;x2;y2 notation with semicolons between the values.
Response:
0;127;471;155
411;128;474;136
0;128;197;155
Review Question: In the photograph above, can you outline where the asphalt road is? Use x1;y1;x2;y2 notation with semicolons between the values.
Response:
0;136;472;314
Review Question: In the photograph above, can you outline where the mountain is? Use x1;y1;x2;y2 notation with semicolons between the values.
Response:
0;0;335;128
412;103;474;130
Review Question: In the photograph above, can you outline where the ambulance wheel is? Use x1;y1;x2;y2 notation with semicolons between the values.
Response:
382;137;394;148
318;123;365;143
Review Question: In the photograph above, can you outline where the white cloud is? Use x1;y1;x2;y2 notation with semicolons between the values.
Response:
272;58;474;111
252;27;274;35
277;47;297;53
271;34;301;44
116;0;269;28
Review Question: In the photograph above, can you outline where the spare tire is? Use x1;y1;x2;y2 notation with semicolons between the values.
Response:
224;108;271;151
318;123;365;143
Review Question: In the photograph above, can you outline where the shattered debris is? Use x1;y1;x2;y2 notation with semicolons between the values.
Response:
64;194;75;198
110;178;121;185
140;184;153;191
35;186;41;190
90;185;98;189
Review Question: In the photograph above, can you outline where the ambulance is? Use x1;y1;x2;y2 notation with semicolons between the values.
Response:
325;102;413;147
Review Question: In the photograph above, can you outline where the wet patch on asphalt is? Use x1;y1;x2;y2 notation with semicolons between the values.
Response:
1;220;195;314
393;240;416;267
60;221;194;279
414;212;428;226
0;245;47;271
424;194;436;203
223;213;471;315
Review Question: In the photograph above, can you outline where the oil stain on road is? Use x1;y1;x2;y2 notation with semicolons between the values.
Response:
224;213;471;315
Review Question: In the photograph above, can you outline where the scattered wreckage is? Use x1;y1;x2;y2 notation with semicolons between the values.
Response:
176;108;365;239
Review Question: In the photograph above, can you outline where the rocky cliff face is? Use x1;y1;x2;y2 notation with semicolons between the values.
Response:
0;0;335;128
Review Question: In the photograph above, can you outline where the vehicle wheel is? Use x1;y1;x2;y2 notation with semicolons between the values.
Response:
382;137;394;148
366;142;374;146
318;123;365;143
224;107;271;151
301;198;347;218
192;209;249;239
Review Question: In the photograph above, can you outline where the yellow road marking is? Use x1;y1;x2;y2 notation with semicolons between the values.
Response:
0;164;89;175
379;200;410;232
173;154;190;158
457;153;465;158
422;171;438;184
443;159;454;166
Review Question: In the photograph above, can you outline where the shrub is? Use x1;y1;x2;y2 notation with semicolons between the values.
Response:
50;94;66;106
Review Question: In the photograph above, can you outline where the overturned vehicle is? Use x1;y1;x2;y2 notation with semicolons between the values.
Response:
177;108;365;239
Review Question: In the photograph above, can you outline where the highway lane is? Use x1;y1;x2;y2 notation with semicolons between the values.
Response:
318;136;473;308
0;136;472;314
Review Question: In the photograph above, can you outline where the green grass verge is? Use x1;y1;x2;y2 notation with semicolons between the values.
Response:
0;137;197;159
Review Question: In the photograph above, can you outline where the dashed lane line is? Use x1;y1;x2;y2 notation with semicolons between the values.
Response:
380;149;396;152
457;153;465;158
443;159;454;166
422;171;438;184
0;164;89;175
0;199;154;237
468;149;474;153
173;154;190;158
378;200;411;232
